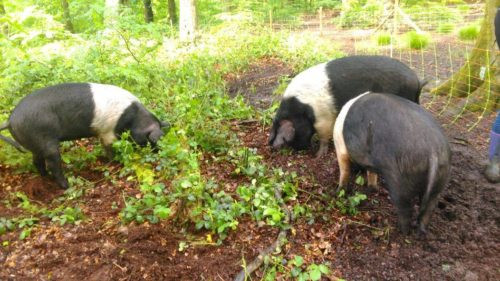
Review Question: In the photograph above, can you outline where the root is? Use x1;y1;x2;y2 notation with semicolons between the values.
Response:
233;187;292;281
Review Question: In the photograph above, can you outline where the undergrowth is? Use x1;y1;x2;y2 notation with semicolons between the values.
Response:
0;7;346;244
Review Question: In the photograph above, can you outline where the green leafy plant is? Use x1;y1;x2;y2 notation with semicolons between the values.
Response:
335;190;368;215
262;255;330;281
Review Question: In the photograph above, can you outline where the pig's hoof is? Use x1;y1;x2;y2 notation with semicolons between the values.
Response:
57;180;69;189
416;226;428;240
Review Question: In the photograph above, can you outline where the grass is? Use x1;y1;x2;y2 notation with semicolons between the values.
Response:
437;22;455;34
375;32;392;46
458;25;479;41
405;31;430;50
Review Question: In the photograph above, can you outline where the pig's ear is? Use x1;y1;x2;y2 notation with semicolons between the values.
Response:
279;120;295;143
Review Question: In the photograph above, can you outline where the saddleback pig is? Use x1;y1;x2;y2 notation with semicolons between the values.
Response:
0;83;169;189
333;92;451;235
269;55;425;158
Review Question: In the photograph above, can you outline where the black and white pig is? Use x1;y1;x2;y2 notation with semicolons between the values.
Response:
333;92;451;235
268;55;424;158
0;83;169;189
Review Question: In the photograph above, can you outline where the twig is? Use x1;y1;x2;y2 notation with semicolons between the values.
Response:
233;186;291;281
237;119;259;125
115;28;141;64
113;261;126;272
339;221;348;246
346;219;383;231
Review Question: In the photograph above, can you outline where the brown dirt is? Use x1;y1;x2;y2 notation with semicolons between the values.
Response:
1;54;499;281
226;57;293;110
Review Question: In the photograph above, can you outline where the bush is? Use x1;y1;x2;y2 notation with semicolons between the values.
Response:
437;22;455;34
458;25;479;41
375;32;392;46
405;31;430;50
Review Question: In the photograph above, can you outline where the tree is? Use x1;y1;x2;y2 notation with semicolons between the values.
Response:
168;0;178;25
61;0;74;33
179;0;196;41
105;0;120;27
431;0;499;111
0;0;8;35
144;0;153;23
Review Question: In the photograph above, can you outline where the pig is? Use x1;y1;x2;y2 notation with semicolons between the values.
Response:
0;83;170;189
268;55;425;158
333;92;451;235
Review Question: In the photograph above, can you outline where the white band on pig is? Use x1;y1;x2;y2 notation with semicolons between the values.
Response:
284;63;336;142
333;91;372;158
89;83;139;139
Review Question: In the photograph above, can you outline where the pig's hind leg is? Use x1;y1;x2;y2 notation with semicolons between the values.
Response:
32;153;47;177
42;141;69;189
384;173;413;235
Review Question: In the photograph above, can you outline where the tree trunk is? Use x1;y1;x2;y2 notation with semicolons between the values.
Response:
144;0;154;23
104;0;120;27
0;0;7;35
431;0;499;111
61;0;75;33
168;0;178;25
179;0;196;42
0;0;5;15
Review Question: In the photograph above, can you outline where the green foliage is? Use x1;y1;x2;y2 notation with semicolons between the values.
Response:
335;189;367;215
0;0;342;244
262;255;330;281
375;32;392;46
458;24;479;41
0;191;84;239
405;31;430;50
335;2;384;28
403;3;460;24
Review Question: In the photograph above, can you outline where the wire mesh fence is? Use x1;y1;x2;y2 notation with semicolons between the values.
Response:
212;1;498;149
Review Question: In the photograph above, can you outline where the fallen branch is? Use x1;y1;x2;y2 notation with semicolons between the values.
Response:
237;119;259;125
233;187;292;281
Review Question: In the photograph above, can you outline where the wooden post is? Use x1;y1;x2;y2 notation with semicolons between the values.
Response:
391;0;400;57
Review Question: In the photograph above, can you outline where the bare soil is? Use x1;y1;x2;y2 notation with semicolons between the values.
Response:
1;55;499;280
